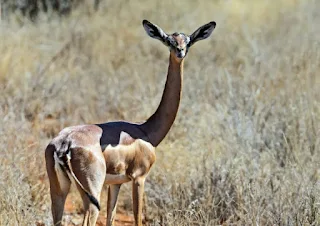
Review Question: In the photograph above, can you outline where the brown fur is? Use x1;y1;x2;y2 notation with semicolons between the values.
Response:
104;132;156;180
173;34;187;47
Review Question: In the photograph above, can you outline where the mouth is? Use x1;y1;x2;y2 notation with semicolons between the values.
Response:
176;52;185;59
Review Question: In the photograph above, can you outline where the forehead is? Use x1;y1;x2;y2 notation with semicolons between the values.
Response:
168;33;189;46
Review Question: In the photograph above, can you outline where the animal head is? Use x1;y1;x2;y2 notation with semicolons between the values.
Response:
143;20;216;59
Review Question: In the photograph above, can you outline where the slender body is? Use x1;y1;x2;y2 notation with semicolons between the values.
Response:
45;19;216;226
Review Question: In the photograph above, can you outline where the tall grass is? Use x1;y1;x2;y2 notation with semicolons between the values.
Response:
0;0;319;225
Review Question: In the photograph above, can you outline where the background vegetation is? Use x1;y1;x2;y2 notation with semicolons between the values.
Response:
0;0;319;225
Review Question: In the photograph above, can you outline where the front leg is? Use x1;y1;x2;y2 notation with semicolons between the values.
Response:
106;184;121;226
132;177;145;226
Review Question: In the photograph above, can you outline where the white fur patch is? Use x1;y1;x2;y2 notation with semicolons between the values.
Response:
54;152;70;192
54;152;64;166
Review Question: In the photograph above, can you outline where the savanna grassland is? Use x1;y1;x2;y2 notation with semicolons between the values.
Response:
0;0;319;225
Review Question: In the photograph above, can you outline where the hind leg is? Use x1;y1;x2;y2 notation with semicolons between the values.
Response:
45;145;71;226
79;189;102;226
77;166;105;226
72;147;106;226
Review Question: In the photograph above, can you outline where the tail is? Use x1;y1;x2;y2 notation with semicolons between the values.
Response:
55;142;101;211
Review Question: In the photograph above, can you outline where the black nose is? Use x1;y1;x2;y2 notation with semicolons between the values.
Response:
176;51;185;58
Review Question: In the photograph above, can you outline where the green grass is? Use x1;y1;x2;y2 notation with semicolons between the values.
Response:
0;0;319;225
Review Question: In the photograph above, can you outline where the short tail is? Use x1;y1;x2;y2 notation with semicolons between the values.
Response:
57;146;101;210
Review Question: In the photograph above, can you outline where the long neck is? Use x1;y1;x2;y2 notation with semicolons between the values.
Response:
140;51;184;147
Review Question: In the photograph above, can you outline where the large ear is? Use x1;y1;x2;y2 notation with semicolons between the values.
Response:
119;131;135;145
142;20;168;43
189;21;216;47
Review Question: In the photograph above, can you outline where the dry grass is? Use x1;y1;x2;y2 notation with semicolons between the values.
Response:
0;0;319;225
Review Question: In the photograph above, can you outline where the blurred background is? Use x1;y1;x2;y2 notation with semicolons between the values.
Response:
0;0;319;225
